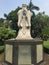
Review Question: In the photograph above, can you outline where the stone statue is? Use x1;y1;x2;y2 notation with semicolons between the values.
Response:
17;4;32;27
16;4;33;39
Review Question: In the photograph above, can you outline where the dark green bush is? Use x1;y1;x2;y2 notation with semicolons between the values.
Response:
0;27;16;40
0;46;4;54
44;47;49;54
41;34;48;41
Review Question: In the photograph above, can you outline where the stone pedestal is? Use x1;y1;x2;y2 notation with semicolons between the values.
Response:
3;38;44;65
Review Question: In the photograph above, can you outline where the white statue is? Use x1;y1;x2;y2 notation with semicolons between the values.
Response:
17;4;32;27
16;4;33;39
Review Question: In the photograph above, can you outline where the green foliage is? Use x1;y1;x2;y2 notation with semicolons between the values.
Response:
0;18;4;27
0;46;4;51
43;41;49;54
42;27;49;36
0;27;16;40
44;41;49;49
33;12;49;39
3;20;12;28
28;0;39;16
31;15;42;38
0;18;4;22
36;12;49;28
41;27;49;40
4;7;21;30
37;12;49;40
0;46;4;53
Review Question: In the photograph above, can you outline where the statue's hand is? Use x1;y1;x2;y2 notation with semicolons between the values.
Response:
18;23;22;28
29;23;31;27
18;23;20;26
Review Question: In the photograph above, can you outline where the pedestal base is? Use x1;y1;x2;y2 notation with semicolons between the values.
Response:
4;38;44;65
2;62;12;65
3;61;45;65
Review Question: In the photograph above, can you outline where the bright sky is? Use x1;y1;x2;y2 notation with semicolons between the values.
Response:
0;0;49;18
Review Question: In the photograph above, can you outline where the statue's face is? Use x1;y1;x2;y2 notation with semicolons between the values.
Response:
22;4;27;10
22;4;27;8
23;10;26;16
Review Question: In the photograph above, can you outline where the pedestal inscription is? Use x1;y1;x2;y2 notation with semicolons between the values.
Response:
18;45;31;64
5;44;13;63
37;45;43;63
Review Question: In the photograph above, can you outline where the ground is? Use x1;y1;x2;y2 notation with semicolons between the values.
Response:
0;53;4;65
44;53;49;65
0;53;49;65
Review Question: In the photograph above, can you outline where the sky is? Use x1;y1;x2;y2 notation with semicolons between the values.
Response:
0;0;49;18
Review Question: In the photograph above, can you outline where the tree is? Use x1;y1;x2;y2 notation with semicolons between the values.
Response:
0;18;4;27
4;7;21;31
4;14;8;19
28;0;39;17
42;27;49;40
36;12;49;40
3;20;12;28
31;17;42;38
28;0;40;38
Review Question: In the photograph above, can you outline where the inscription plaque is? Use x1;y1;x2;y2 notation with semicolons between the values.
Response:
18;45;31;64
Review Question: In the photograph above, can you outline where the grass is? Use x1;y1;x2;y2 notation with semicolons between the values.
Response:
43;40;49;49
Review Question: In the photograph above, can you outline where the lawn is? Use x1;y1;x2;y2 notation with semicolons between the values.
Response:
43;40;49;49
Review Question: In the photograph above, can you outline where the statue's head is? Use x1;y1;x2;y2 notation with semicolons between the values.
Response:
22;4;27;9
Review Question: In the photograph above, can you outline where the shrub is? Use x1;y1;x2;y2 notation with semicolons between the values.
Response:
0;46;4;54
0;27;16;40
43;41;49;54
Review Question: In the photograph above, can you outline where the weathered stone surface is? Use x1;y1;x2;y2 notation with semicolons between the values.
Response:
36;45;43;63
16;28;33;40
17;4;32;27
16;4;32;40
5;44;13;63
18;45;31;64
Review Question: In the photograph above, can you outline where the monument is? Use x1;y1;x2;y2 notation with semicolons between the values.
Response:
3;4;44;65
16;4;32;39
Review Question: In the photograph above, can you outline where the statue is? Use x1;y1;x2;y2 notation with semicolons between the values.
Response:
17;4;32;27
16;4;32;39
